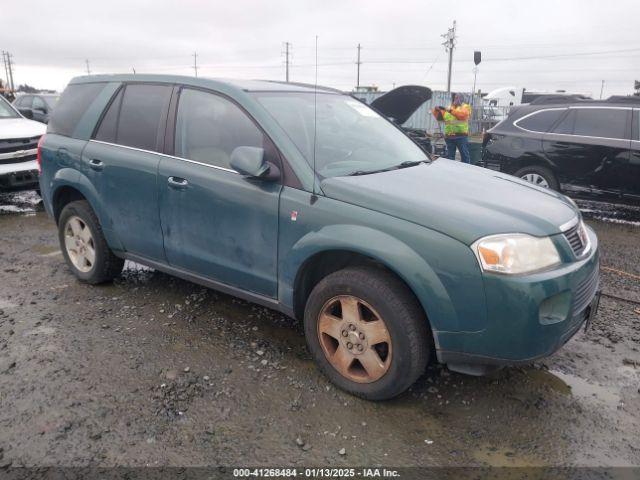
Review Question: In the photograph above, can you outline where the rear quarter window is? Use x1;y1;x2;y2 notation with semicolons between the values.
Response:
572;108;629;139
515;109;566;133
48;82;107;137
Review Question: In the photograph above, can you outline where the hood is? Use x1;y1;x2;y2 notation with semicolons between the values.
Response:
321;159;578;245
0;117;46;139
370;85;432;125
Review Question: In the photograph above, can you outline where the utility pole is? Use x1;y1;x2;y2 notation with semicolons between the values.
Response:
283;42;291;82
441;20;456;94
356;43;362;89
193;52;198;77
7;52;15;91
1;52;9;90
600;80;605;99
85;59;91;75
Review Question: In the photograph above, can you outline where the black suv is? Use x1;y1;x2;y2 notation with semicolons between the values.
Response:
481;96;640;205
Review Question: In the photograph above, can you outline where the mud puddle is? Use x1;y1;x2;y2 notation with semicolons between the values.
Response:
526;368;623;410
0;190;42;215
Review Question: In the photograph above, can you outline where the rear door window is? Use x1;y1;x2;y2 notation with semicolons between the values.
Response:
174;88;265;170
115;84;172;152
516;109;565;133
572;108;629;139
48;82;106;137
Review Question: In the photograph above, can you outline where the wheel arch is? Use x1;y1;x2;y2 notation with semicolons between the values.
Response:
285;225;457;338
52;185;87;223
50;171;124;251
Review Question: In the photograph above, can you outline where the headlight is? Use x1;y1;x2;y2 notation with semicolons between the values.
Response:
471;234;561;274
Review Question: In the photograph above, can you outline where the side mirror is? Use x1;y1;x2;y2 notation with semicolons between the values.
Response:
19;108;33;119
230;146;280;181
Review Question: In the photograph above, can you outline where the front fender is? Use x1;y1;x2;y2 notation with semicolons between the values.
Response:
281;223;458;336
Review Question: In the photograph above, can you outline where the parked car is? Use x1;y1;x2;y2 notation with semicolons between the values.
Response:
39;75;600;400
482;96;640;205
0;95;46;192
13;93;59;124
356;85;435;154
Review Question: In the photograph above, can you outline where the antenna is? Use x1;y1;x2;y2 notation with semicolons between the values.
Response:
312;35;318;197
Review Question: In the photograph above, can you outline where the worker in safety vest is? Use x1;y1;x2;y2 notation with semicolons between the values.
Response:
432;93;472;164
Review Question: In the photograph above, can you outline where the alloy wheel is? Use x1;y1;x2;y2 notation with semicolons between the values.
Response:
64;216;96;273
317;295;392;383
521;173;550;188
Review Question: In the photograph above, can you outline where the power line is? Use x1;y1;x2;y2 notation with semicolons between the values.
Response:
487;47;640;62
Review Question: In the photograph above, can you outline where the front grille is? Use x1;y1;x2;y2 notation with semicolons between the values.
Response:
559;264;599;343
572;263;599;316
0;169;39;188
0;153;37;165
0;136;40;154
563;222;588;257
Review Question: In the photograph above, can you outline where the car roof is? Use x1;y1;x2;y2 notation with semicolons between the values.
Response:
68;74;342;95
527;96;640;108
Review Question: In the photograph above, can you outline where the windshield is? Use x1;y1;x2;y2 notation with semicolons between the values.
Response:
44;96;59;108
252;92;427;177
0;97;19;119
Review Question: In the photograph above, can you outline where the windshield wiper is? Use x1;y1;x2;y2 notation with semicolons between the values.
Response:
396;160;424;168
348;159;427;176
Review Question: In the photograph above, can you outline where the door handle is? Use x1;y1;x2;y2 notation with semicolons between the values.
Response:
168;176;189;189
89;158;104;171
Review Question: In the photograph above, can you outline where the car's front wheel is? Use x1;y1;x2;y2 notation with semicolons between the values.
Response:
304;266;430;400
514;165;559;191
58;200;124;284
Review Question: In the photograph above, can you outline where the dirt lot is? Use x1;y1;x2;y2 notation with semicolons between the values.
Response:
0;191;638;468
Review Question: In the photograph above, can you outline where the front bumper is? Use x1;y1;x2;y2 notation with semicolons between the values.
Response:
0;160;39;191
437;226;600;372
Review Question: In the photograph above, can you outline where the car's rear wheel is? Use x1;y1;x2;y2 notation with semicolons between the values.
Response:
58;200;124;284
514;165;559;191
304;266;430;400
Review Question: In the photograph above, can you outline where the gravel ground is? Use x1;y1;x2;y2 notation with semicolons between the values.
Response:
0;191;638;468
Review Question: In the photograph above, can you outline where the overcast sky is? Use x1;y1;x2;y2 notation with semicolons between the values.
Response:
1;0;639;97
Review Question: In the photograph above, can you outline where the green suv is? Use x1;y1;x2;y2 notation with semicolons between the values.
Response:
38;75;600;400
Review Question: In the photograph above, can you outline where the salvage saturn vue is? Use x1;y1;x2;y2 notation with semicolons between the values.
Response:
38;75;600;400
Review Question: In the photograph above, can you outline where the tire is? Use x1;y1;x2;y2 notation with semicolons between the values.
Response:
513;165;559;191
303;265;430;400
58;200;124;284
